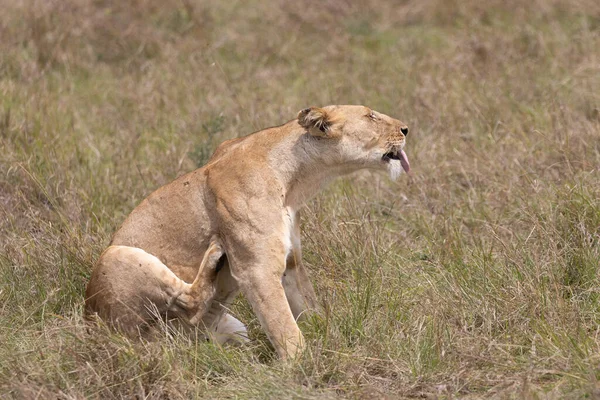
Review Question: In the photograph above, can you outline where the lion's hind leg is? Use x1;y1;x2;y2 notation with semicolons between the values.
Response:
212;313;249;345
176;239;225;325
86;241;227;337
85;245;190;336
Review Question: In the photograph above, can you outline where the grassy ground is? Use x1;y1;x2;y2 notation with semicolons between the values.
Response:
1;0;599;398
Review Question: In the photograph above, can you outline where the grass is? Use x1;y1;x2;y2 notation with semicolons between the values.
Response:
1;0;599;397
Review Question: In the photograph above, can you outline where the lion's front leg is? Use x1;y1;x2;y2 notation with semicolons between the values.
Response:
228;245;304;359
283;253;320;320
282;212;320;320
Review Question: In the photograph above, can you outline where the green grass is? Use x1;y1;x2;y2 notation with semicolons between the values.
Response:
1;0;600;397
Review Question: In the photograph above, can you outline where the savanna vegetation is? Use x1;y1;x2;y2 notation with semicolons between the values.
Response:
1;0;599;398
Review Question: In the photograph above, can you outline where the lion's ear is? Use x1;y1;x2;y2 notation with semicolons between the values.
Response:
297;107;334;137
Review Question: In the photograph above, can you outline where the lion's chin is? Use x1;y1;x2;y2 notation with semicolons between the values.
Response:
387;159;404;181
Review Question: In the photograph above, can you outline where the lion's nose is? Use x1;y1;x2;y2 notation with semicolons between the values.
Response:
400;126;409;136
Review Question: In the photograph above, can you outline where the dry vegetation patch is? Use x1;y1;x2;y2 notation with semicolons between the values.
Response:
1;0;599;398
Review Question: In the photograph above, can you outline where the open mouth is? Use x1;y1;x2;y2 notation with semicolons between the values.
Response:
382;150;410;173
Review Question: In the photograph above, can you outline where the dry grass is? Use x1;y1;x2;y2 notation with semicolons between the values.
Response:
1;0;600;398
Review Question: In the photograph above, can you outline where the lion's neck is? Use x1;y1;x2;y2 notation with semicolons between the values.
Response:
268;130;358;210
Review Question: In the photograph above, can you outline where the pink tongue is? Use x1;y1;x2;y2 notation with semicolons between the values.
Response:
399;149;410;173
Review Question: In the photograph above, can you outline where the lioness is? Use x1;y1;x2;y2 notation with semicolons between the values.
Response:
85;105;410;359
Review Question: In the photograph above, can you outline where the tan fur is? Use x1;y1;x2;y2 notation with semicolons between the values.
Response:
85;239;223;336
85;105;410;359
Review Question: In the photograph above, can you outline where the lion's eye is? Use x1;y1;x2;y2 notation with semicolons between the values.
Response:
367;112;377;121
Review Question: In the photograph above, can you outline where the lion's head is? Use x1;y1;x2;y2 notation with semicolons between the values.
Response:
297;105;410;180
